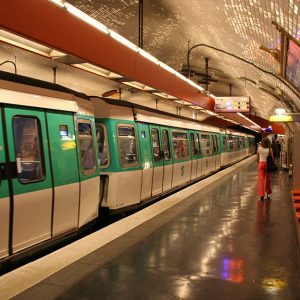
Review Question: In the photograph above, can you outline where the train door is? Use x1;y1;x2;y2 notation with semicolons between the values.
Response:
76;118;99;226
138;123;153;201
46;111;80;236
0;108;9;259
190;131;198;180
150;125;163;196
3;106;53;253
161;127;172;192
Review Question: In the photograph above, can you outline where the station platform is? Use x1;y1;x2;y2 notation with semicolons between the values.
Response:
2;156;300;300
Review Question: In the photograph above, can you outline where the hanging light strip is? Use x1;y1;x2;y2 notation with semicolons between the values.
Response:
237;112;262;128
48;0;213;96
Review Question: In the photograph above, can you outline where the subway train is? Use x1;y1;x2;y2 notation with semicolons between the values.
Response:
0;70;255;270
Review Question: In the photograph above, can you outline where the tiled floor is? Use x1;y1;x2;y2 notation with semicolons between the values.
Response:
12;161;300;300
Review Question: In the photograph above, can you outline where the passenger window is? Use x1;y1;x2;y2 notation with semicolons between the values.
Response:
190;133;195;156
196;133;201;155
118;125;138;167
200;134;211;156
151;128;161;161
96;124;109;167
172;131;189;160
13;116;44;183
222;136;228;150
213;135;219;152
78;121;96;174
162;130;171;161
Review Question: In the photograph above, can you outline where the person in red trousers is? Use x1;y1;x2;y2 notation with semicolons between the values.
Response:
257;137;274;201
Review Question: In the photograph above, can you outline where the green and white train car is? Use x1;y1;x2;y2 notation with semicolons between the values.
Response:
0;72;99;265
0;70;255;271
92;97;255;215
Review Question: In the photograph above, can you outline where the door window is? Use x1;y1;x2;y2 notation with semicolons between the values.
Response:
78;121;96;174
151;128;162;161
117;125;138;167
172;131;189;160
13;116;44;183
200;134;212;156
96;123;110;167
162;130;171;161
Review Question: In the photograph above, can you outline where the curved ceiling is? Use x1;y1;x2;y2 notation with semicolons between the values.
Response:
69;0;300;120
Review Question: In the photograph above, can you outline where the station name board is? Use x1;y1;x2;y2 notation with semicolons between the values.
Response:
214;96;250;113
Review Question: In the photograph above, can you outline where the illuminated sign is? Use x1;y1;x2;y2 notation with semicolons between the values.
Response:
214;96;250;112
269;115;292;122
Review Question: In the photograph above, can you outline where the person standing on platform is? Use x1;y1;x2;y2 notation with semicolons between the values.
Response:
271;140;278;161
276;140;281;160
257;137;274;201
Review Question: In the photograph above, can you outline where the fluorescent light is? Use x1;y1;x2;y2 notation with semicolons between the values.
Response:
175;100;192;105
64;3;109;35
189;105;205;110
109;30;138;52
237;112;262;128
73;63;123;79
153;92;177;99
159;62;176;74
49;0;65;8
175;72;189;82
123;81;155;91
269;115;292;122
139;49;159;65
275;108;286;115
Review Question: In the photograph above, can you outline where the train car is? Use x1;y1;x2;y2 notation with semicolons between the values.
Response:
0;71;99;266
0;70;255;272
220;129;256;167
91;97;256;215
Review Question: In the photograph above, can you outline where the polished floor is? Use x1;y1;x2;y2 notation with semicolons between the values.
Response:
12;160;300;300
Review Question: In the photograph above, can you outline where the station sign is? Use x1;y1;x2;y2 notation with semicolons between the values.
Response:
214;96;250;113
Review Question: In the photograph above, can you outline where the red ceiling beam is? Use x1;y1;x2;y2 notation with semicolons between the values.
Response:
1;0;214;110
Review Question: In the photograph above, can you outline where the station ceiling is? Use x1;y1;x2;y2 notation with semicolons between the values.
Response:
1;0;299;134
68;0;300;121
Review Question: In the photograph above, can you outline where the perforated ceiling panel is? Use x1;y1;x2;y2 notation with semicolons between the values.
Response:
69;0;300;119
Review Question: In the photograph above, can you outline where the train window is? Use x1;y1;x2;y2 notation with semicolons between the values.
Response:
228;136;233;150
232;137;238;150
215;135;219;152
162;130;171;161
96;124;110;168
222;136;228;150
190;133;195;156
172;131;189;160
78;121;96;174
196;133;201;155
200;134;211;156
13;116;44;183
151;128;162;161
117;125;138;167
212;135;218;153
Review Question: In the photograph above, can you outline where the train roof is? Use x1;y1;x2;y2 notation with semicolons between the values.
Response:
0;71;94;115
0;70;90;100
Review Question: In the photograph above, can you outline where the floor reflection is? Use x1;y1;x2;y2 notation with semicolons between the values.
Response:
256;199;271;234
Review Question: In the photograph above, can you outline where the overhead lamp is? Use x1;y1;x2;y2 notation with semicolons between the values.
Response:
269;115;292;122
189;105;204;110
275;108;286;115
138;49;160;65
109;30;138;52
72;63;123;79
49;0;65;8
122;81;155;91
174;100;192;105
64;3;109;35
159;62;176;74
237;112;262;129
152;92;177;99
